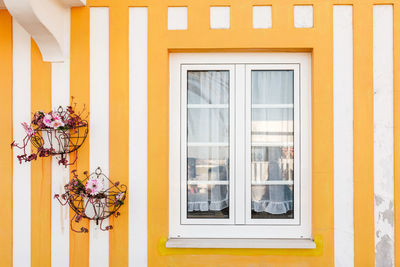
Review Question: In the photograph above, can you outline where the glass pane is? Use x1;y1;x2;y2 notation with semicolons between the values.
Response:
187;108;229;143
188;71;229;104
187;70;230;219
251;109;294;146
251;70;294;104
187;184;229;218
252;185;294;219
251;146;294;182
251;70;294;219
188;147;229;181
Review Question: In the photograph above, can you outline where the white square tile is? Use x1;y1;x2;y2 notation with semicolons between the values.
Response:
210;6;230;29
253;6;272;29
168;7;188;30
294;5;313;28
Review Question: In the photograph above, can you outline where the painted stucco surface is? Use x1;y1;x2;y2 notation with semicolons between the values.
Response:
1;0;400;266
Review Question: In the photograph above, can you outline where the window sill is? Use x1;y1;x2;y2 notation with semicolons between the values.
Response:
166;238;316;249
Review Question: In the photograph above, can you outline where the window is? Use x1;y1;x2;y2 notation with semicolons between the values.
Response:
169;53;311;241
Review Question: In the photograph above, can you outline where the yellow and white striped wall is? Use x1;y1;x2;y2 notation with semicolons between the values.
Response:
0;0;400;266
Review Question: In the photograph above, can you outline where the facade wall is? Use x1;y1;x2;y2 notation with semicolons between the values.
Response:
0;0;399;266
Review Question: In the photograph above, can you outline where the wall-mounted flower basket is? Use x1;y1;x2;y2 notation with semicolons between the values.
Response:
11;103;88;166
54;167;127;233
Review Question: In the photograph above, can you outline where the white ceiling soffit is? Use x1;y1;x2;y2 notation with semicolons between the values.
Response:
3;0;86;62
60;0;86;6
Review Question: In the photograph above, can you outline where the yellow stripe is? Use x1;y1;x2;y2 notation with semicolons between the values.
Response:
0;10;13;267
354;3;375;266
147;3;168;266
109;2;129;267
311;1;334;265
30;39;52;267
70;7;90;267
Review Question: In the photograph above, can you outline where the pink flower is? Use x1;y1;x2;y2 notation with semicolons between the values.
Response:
51;119;64;129
52;113;62;121
22;122;35;137
85;177;105;196
43;114;53;128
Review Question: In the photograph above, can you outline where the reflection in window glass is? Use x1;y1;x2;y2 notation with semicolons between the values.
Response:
188;108;228;143
251;70;294;219
187;71;230;219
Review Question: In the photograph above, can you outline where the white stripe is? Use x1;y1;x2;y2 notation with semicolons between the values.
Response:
51;8;71;267
373;5;394;267
129;7;148;267
90;7;109;267
12;19;31;267
333;5;354;267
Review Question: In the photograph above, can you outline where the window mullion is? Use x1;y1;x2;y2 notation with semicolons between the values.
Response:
234;64;246;224
244;65;252;224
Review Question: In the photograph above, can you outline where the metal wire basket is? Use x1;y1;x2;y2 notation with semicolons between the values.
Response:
12;105;89;166
30;123;88;155
55;167;127;233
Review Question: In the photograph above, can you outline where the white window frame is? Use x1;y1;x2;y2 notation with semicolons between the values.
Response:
180;64;236;225
169;53;312;240
245;64;301;226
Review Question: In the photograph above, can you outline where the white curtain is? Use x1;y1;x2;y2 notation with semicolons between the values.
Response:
251;70;294;215
251;147;294;214
185;70;295;216
187;71;230;213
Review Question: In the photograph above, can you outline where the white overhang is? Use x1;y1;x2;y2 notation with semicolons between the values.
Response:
2;0;85;62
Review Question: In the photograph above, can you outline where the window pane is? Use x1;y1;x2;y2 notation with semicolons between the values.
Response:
187;108;229;143
187;70;230;219
251;70;294;219
188;71;229;104
251;146;294;182
188;146;229;181
252;185;294;219
251;70;294;104
251;109;294;146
